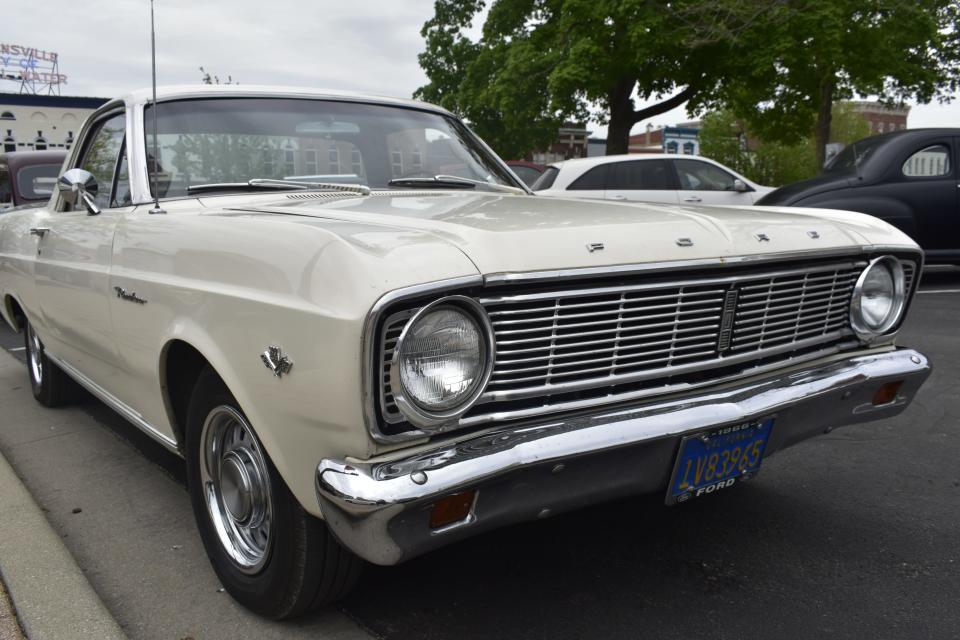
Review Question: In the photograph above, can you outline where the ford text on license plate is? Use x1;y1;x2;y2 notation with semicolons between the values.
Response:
665;418;773;505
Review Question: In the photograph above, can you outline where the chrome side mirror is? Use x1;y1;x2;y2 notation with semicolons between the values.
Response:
57;168;101;215
732;179;750;193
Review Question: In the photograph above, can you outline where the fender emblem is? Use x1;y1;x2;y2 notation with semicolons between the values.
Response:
586;242;604;253
261;345;293;378
114;286;147;304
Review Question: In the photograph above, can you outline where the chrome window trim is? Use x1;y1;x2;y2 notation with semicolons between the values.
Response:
363;249;923;444
51;106;130;213
130;94;528;206
389;295;496;431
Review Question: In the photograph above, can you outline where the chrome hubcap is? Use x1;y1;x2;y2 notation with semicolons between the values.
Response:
26;324;43;385
199;405;273;574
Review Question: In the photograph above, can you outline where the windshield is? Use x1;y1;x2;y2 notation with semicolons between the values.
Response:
823;137;883;174
144;98;520;198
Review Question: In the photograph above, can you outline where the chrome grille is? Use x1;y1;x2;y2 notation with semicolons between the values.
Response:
377;256;920;432
478;261;865;401
485;284;727;391
903;261;916;294
727;269;859;353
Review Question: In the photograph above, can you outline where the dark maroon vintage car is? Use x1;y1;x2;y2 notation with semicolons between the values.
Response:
0;151;66;211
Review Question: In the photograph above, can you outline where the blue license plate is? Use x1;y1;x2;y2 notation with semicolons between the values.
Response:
666;418;774;505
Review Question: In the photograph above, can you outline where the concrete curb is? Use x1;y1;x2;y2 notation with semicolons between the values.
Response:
0;448;126;639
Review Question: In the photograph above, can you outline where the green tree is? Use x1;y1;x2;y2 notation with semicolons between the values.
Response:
415;0;784;158
718;0;960;168
699;103;872;186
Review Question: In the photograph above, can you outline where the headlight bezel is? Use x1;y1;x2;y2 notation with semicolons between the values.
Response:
388;295;495;430
850;255;907;341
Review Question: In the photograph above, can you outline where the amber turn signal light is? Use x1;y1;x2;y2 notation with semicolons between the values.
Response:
872;381;903;406
429;490;476;529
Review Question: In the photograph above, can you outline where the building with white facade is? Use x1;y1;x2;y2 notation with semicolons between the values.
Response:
0;92;107;154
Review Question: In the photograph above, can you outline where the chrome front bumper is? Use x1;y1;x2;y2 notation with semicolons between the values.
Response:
316;348;930;566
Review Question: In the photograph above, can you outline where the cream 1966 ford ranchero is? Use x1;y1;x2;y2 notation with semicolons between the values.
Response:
0;86;931;618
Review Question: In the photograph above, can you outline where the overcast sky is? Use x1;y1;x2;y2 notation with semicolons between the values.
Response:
3;0;958;138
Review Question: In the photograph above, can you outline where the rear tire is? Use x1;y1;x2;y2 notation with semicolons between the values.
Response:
184;366;362;619
23;319;77;407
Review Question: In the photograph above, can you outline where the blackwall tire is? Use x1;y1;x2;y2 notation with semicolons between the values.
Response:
184;366;362;619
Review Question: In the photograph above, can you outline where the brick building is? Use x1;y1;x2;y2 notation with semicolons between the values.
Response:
848;101;910;135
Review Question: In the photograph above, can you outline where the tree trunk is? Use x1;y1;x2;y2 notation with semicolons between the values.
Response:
605;78;635;155
605;83;699;155
815;75;834;170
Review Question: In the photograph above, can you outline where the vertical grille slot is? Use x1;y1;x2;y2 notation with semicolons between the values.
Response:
379;310;414;424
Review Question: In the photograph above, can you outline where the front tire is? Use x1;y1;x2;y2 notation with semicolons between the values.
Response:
184;367;362;619
23;319;76;407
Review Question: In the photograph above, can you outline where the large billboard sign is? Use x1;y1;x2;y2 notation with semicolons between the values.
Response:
0;44;67;94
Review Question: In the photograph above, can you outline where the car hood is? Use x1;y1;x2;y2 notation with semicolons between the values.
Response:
217;191;913;277
756;173;856;206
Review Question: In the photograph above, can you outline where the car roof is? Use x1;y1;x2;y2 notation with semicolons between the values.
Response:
0;150;67;171
551;153;715;168
100;85;454;117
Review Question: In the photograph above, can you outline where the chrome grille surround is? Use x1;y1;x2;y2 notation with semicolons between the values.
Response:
367;251;922;443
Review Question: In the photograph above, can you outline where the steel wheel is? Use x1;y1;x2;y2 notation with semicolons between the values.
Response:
26;322;43;387
199;405;274;574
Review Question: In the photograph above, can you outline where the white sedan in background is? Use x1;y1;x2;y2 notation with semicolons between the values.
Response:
533;153;773;205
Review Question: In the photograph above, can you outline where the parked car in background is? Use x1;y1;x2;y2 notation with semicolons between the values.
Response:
533;153;773;205
506;160;545;187
0;151;66;212
0;86;930;619
757;129;959;264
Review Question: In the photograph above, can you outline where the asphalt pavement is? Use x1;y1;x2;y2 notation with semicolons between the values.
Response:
0;267;958;640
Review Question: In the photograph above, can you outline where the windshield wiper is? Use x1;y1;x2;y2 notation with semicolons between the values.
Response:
187;178;371;196
387;175;526;194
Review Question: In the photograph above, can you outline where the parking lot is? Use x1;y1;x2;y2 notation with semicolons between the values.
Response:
0;267;958;640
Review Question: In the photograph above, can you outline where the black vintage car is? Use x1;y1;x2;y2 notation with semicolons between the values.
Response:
757;129;959;263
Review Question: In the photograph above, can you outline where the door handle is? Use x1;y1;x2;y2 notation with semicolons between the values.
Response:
683;196;702;203
608;195;626;201
29;227;50;238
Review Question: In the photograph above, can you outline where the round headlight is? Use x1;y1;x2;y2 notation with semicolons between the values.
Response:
850;256;906;339
392;297;493;427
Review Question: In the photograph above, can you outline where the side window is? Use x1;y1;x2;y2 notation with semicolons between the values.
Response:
902;145;951;177
112;143;132;207
531;165;559;191
567;164;609;190
76;113;126;209
674;159;737;191
608;160;673;190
